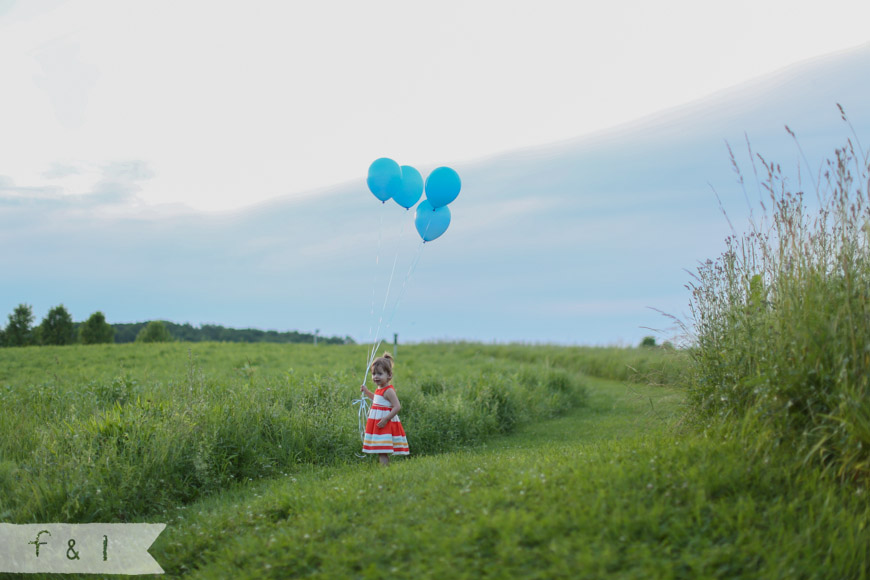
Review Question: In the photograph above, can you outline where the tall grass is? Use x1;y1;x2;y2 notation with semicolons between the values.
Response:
0;342;588;523
427;341;689;387
687;114;870;481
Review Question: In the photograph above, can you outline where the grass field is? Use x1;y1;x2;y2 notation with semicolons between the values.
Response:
1;341;867;578
0;342;591;524
157;379;867;579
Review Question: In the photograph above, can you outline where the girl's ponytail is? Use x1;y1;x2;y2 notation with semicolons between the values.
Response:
371;351;394;375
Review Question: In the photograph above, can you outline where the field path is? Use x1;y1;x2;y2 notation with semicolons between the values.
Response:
147;375;866;579
148;376;690;578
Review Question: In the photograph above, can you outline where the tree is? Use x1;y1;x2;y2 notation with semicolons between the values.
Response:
79;311;115;345
5;303;35;347
135;320;174;343
640;336;657;348
38;304;76;345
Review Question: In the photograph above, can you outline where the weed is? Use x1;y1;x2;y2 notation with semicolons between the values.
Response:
686;112;870;481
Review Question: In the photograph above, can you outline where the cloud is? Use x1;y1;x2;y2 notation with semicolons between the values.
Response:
102;160;155;182
32;37;100;129
0;0;15;18
41;162;82;179
82;160;156;208
0;174;64;204
1;159;156;213
86;179;142;207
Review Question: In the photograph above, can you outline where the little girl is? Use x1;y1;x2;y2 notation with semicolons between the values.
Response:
360;352;409;465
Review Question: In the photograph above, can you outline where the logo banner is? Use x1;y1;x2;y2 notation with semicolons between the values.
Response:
0;523;166;575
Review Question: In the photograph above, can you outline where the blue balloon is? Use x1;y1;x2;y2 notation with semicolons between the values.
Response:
367;158;402;202
392;165;424;209
414;199;451;242
424;166;461;208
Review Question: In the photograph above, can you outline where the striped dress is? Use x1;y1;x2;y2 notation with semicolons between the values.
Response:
363;385;409;455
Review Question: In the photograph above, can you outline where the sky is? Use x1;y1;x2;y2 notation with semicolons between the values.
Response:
2;0;870;345
2;0;870;212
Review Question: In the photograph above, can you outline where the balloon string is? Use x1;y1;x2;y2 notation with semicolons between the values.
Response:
363;208;408;384
364;213;408;379
362;209;386;386
352;395;370;446
362;239;424;392
383;239;425;334
367;210;384;346
366;237;425;371
356;208;424;454
375;216;407;334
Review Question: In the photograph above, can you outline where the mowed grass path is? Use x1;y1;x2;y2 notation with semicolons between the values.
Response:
125;376;865;580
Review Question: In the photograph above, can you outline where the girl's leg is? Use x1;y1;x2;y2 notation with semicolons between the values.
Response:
378;453;390;466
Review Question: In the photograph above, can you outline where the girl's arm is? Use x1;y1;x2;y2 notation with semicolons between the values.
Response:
377;388;402;428
360;384;374;400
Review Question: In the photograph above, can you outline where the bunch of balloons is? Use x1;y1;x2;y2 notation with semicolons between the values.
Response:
366;158;461;242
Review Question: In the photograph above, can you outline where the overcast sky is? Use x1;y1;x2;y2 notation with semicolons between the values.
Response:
2;0;870;211
2;0;870;345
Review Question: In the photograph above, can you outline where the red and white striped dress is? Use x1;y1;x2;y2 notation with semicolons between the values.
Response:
363;385;409;455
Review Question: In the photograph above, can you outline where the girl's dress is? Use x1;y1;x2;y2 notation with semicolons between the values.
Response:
363;385;409;455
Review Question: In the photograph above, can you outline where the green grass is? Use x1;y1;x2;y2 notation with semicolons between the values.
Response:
686;131;870;481
476;342;689;388
148;377;864;579
2;342;867;578
0;342;592;523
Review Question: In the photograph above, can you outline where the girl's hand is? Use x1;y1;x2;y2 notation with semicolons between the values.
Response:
377;419;388;428
360;385;366;393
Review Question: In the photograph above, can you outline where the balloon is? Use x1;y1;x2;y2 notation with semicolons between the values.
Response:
414;200;451;242
367;158;402;202
424;166;461;208
392;165;424;209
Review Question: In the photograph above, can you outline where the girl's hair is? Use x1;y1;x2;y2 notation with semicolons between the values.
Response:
371;352;394;376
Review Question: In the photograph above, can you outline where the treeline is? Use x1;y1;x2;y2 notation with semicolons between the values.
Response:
0;303;354;347
112;321;353;345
